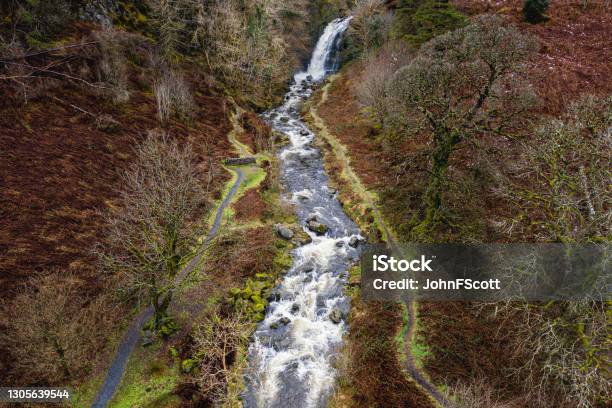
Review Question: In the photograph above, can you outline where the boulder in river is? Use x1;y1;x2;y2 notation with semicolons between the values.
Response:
307;220;328;235
293;229;312;246
329;307;345;324
296;262;315;274
306;75;313;82
279;316;291;325
299;129;309;136
267;291;281;303
348;236;360;248
280;116;290;123
275;224;294;240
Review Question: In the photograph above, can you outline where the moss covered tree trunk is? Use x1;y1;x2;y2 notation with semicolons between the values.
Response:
419;128;461;235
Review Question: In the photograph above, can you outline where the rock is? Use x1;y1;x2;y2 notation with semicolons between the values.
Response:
141;330;155;347
291;303;300;314
349;236;360;248
327;187;337;196
335;241;345;247
95;114;120;133
307;220;328;235
296;262;315;274
306;214;318;223
270;322;280;330
303;275;313;283
329;307;344;324
267;291;281;302
301;80;307;86
279;316;291;326
280;116;290;123
275;224;294;240
306;75;313;82
293;230;313;246
299;129;309;136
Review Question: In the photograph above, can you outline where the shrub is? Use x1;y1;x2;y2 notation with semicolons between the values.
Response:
523;0;549;24
190;308;251;404
95;28;129;103
153;69;194;123
1;272;116;385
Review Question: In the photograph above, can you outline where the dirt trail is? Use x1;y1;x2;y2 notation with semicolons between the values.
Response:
310;77;452;408
91;167;245;408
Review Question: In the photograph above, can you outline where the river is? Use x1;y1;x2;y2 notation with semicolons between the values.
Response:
243;17;362;408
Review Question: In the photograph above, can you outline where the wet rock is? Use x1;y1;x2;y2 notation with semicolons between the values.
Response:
296;262;315;274
279;316;291;325
327;187;337;196
306;75;313;82
280;116;290;123
275;224;294;240
349;236;360;248
293;230;312;246
329;307;345;324
96;114;120;133
267;291;281;302
270;322;280;330
335;241;345;247
307;220;328;235
303;275;313;283
299;129;309;136
291;303;300;314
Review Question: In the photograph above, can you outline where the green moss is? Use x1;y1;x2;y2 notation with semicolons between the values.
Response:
181;359;196;373
393;0;467;46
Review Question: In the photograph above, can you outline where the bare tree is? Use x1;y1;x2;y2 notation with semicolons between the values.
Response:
2;272;115;385
504;299;610;408
349;0;392;54
357;41;412;127
98;131;206;328
193;0;289;103
387;15;538;235
94;27;129;103
190;308;251;404
496;94;611;242
448;378;515;408
153;67;194;123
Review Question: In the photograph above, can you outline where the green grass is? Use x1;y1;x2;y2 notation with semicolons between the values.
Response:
108;343;181;408
395;302;410;365
409;303;430;371
71;372;106;407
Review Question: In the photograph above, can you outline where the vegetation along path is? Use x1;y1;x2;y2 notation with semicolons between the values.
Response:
311;76;451;408
91;166;246;408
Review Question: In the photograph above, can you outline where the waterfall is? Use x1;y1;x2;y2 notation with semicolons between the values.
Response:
243;16;359;408
295;17;352;82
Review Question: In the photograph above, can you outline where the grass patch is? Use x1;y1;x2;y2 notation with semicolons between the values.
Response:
108;343;181;408
396;302;410;365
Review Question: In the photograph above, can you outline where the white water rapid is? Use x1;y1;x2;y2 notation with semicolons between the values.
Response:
243;17;360;408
